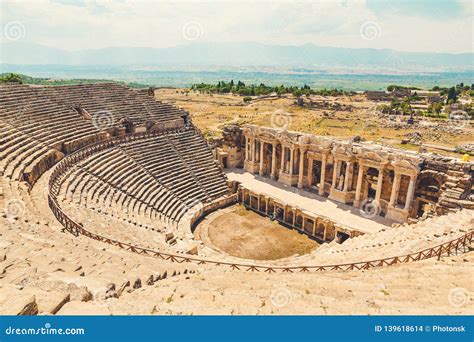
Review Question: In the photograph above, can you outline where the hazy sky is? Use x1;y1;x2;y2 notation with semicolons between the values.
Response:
1;0;473;53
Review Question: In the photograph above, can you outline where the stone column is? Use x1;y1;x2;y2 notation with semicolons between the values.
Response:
354;165;364;207
289;148;294;175
404;176;416;211
389;172;401;207
375;168;384;202
312;219;317;235
280;146;286;173
250;137;255;161
306;156;313;187
331;159;338;189
343;161;352;192
297;148;306;188
319;154;327;196
259;141;264;176
255;140;259;163
245;137;249;161
271;142;277;180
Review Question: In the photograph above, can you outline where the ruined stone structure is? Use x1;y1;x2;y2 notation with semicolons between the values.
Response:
217;124;473;223
213;125;245;168
238;187;362;243
365;90;390;101
0;83;473;316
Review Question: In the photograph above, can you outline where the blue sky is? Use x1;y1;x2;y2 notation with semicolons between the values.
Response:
1;0;472;53
366;0;467;19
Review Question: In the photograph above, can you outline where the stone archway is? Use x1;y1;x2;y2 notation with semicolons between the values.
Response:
414;172;444;218
365;167;380;199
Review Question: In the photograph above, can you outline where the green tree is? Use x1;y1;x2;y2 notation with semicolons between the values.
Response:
0;73;23;84
447;87;457;103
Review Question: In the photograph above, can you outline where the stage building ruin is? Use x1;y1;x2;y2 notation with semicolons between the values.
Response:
215;124;473;223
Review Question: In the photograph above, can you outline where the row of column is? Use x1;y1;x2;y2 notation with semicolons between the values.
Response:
245;138;417;214
330;159;353;192
241;188;338;241
388;171;416;210
245;137;261;164
307;154;328;195
247;138;303;182
246;139;336;196
353;165;416;211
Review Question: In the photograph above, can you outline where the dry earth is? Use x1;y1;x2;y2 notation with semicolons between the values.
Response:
203;204;318;260
155;89;473;155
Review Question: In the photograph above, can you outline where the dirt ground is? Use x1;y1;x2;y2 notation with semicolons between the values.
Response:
206;205;318;260
154;88;473;155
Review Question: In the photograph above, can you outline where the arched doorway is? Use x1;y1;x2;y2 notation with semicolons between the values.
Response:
414;173;443;218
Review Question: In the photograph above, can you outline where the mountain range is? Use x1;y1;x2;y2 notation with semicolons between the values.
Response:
1;42;473;73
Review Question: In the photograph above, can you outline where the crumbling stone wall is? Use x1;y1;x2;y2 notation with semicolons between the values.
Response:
214;124;244;168
433;159;474;213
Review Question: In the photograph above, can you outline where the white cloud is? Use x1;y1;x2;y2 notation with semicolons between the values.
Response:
0;0;472;53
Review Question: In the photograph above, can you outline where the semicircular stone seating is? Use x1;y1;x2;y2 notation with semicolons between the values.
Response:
0;82;230;254
57;128;231;246
0;82;192;188
0;84;106;185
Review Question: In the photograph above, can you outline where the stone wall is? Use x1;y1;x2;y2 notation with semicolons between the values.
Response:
215;124;245;168
23;149;65;187
238;186;363;243
188;194;238;231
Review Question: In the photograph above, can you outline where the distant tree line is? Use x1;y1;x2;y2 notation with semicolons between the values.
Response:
386;84;421;92
385;82;474;105
191;80;348;97
0;73;148;88
431;83;474;102
0;73;23;84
